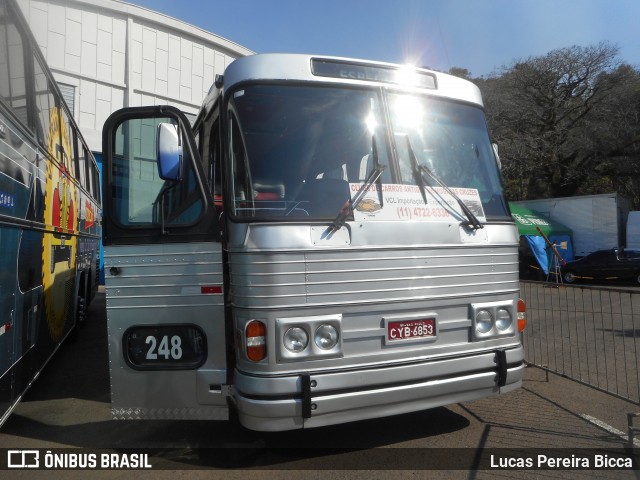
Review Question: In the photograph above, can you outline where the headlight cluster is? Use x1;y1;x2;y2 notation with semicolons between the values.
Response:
283;324;341;352
277;315;343;362
471;302;516;340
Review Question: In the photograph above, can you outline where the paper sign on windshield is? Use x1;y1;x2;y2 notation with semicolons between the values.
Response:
350;183;486;223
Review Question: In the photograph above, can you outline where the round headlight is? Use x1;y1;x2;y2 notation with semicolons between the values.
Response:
496;308;512;331
284;327;309;353
315;325;339;350
475;310;493;334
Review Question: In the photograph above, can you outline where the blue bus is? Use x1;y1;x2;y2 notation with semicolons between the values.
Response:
0;0;102;426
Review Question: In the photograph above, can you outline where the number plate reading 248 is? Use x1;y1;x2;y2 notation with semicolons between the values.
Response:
387;318;436;342
124;324;207;370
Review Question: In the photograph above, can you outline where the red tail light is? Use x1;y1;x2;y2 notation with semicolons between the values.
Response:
246;320;266;361
517;298;526;332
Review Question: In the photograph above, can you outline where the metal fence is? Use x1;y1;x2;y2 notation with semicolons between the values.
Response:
520;281;640;405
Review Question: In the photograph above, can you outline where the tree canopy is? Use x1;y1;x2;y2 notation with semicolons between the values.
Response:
450;42;640;208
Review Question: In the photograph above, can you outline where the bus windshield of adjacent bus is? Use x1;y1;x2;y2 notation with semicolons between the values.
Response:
227;84;509;223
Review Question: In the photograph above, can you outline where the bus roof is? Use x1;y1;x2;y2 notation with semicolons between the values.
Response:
201;53;484;114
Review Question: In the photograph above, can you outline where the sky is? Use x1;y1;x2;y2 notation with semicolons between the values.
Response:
124;0;640;77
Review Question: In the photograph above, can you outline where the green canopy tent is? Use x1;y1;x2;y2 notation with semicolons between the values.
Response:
509;203;574;275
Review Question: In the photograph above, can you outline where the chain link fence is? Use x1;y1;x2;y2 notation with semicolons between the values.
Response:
521;281;640;406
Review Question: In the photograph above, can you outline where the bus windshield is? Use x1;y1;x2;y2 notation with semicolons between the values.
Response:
228;84;509;221
388;92;509;219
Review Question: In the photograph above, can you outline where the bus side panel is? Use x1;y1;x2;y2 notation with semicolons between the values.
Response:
104;242;229;420
0;223;21;424
0;103;37;423
0;0;102;427
0;110;69;425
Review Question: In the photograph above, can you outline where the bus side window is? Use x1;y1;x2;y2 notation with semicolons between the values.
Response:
59;106;75;174
84;146;93;197
209;119;222;211
111;117;205;228
92;162;100;201
0;6;28;126
33;58;55;152
229;114;250;212
78;144;86;189
197;109;222;216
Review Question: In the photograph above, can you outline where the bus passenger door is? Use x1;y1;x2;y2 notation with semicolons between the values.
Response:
101;106;229;420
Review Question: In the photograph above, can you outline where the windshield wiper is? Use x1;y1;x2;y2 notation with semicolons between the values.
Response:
405;136;483;230
371;133;384;208
405;135;428;205
330;135;386;232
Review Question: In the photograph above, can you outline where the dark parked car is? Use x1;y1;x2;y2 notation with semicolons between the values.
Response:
561;248;640;285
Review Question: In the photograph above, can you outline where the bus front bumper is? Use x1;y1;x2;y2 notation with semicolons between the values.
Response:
232;345;524;431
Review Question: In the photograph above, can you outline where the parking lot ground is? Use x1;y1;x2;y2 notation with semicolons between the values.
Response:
0;292;638;479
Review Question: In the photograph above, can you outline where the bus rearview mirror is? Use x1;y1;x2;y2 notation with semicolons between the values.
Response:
157;123;183;181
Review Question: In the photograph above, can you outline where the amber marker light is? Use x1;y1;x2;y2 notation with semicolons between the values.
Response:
517;299;526;332
246;320;266;361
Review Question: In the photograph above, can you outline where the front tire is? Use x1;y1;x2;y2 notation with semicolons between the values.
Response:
563;271;577;283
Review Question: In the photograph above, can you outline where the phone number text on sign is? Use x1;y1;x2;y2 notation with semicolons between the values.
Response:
351;183;486;223
396;206;450;220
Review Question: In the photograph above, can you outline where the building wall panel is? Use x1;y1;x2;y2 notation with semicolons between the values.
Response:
19;0;253;152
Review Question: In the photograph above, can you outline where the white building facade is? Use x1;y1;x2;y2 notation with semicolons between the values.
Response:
17;0;252;283
18;0;253;152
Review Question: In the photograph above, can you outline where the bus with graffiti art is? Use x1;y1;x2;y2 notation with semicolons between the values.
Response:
0;0;101;426
102;53;525;431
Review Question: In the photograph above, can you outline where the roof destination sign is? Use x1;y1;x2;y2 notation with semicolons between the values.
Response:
311;59;437;89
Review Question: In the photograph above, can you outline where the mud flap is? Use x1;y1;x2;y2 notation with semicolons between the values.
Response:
495;350;507;387
301;373;312;419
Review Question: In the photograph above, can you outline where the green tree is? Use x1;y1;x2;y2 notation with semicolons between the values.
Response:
476;42;639;203
584;64;640;207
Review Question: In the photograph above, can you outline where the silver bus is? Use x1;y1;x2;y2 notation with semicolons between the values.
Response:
102;53;526;431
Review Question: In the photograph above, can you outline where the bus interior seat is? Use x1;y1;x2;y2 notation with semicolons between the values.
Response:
253;181;285;201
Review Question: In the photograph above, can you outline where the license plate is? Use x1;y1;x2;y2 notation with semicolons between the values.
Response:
387;318;436;342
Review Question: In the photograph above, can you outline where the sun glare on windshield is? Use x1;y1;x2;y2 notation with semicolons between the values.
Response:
391;94;424;131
